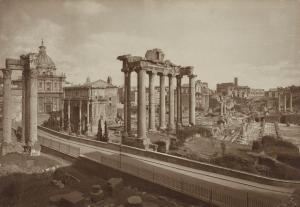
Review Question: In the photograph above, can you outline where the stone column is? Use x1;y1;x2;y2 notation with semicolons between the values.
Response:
176;76;182;125
127;71;132;135
224;102;227;115
278;94;281;112
61;100;64;130
87;100;90;133
159;74;166;129
290;93;293;112
1;68;12;154
21;70;26;144
79;100;82;135
68;99;71;133
123;72;128;136
149;71;156;131
168;75;175;130
284;93;287;112
28;68;39;154
137;69;147;139
189;74;196;125
220;101;223;116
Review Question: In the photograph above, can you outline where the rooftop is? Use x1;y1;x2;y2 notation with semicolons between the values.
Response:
65;78;117;89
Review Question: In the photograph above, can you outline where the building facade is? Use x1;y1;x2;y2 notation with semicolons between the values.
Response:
216;77;264;99
63;77;118;135
11;42;66;114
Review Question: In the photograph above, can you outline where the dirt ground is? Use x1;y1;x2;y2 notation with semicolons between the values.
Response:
0;152;204;207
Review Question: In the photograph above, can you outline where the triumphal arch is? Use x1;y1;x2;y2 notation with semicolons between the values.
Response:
1;53;40;155
118;49;196;146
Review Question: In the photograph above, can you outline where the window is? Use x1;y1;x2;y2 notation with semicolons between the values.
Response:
46;82;51;91
38;81;43;89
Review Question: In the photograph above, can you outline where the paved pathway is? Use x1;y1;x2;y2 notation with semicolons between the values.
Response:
38;129;294;199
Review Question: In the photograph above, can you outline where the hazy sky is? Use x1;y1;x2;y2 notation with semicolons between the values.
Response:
0;0;300;89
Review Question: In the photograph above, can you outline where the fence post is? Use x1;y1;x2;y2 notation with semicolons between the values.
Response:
246;192;249;207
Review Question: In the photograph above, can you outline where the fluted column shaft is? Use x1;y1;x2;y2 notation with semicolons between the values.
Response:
189;75;196;125
137;69;147;139
160;74;166;129
2;69;12;145
61;100;64;129
126;72;131;134
149;72;156;130
79;100;82;134
28;69;38;147
284;93;287;112
68;100;71;132
86;100;90;132
123;72;128;136
169;75;175;130
22;70;26;144
290;93;293;112
176;76;182;125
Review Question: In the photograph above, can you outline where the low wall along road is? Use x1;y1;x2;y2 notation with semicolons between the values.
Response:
38;126;298;207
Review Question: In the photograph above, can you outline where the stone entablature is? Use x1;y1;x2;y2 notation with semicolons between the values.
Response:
118;49;194;77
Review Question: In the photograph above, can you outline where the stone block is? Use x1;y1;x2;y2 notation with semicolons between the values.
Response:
49;194;64;205
91;184;102;193
107;178;123;197
90;189;104;202
126;195;143;207
60;191;84;207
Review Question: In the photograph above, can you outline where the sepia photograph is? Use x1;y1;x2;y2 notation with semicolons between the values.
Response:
0;0;300;206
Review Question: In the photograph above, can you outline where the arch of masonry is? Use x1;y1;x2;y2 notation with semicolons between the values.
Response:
1;54;40;156
118;49;196;146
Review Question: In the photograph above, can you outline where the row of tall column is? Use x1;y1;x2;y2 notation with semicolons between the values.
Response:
1;63;38;155
123;70;196;139
278;93;293;112
63;99;91;134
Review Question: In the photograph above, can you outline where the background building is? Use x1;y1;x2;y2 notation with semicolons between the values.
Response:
11;41;66;114
64;77;118;135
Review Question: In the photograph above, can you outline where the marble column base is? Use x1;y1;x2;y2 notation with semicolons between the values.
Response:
24;142;41;156
1;142;24;156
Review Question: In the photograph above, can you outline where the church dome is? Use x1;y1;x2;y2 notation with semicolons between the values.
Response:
36;40;56;70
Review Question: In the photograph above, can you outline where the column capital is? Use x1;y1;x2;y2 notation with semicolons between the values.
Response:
189;74;197;79
176;74;183;79
168;73;176;78
2;68;12;79
158;72;168;77
148;70;157;76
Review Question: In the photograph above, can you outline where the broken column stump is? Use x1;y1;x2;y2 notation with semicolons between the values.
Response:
106;178;123;197
126;195;143;207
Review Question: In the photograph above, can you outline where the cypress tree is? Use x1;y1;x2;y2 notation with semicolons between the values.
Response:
104;121;108;142
97;119;102;141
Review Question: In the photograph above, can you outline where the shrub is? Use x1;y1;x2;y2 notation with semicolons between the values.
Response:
261;135;276;147
275;140;299;154
277;153;300;169
252;140;262;151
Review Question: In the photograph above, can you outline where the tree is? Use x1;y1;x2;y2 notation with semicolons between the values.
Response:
97;119;102;141
221;141;226;156
104;121;109;142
